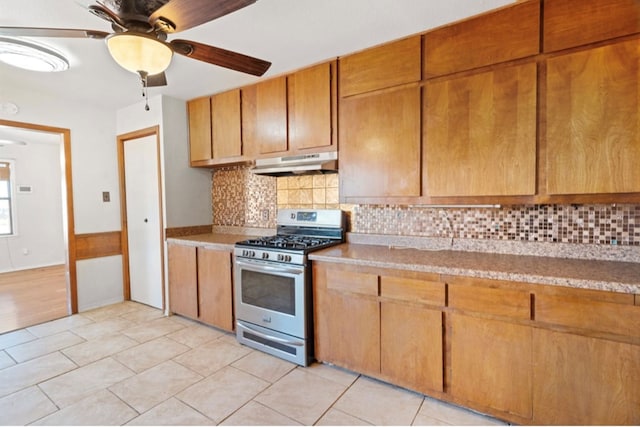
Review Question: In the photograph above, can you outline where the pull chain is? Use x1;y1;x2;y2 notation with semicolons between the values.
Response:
138;71;150;111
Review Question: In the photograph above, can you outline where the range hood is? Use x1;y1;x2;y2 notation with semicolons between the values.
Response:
251;151;338;177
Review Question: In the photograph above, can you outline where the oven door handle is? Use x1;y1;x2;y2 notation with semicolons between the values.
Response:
235;259;304;275
236;322;304;346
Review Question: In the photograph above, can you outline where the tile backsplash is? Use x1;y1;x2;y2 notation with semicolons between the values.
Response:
212;165;639;246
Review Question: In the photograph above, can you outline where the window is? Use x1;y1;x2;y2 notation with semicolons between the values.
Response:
0;161;14;235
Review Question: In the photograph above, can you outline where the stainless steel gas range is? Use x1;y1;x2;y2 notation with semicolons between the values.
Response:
233;208;345;366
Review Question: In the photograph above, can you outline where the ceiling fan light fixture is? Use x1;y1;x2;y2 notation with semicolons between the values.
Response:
106;33;173;75
0;37;69;72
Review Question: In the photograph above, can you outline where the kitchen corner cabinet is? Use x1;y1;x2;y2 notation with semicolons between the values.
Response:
168;242;233;331
424;62;537;197
313;262;445;394
242;76;288;156
545;38;640;195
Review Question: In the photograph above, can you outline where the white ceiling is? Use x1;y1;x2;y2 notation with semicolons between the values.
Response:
0;0;514;111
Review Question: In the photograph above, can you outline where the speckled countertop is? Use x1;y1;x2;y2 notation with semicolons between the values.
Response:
167;230;640;295
309;243;640;295
166;233;253;250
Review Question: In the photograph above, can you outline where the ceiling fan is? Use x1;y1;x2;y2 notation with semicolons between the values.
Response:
0;0;272;89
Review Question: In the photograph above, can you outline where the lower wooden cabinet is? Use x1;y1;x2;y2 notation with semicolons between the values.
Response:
532;329;640;425
381;301;443;394
313;263;445;393
167;242;234;331
449;314;532;420
313;264;380;375
313;260;639;425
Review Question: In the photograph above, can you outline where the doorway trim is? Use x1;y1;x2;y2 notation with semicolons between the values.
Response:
117;125;165;309
0;118;77;313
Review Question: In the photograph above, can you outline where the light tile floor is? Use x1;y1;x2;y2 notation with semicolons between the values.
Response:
0;302;508;426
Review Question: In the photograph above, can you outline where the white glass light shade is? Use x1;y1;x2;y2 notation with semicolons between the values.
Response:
0;37;69;72
106;33;173;75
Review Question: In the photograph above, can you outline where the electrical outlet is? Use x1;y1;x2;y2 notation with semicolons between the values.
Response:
102;191;110;202
261;209;269;221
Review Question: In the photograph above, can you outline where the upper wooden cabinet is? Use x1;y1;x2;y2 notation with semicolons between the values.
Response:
424;0;540;78
543;0;640;52
339;86;422;200
187;96;212;164
424;62;537;197
188;90;245;166
242;76;288;156
545;38;640;195
211;89;242;160
339;36;422;97
287;61;337;152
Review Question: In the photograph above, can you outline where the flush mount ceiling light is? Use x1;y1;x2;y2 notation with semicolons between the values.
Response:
0;37;69;72
106;32;173;75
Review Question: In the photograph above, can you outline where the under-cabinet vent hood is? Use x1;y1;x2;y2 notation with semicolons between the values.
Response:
251;151;338;177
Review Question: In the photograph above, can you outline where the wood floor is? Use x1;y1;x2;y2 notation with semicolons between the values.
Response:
0;264;69;335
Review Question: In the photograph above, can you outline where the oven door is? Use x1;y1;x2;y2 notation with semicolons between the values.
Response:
234;257;307;339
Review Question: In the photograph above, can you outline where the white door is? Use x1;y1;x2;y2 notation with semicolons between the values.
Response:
124;134;163;308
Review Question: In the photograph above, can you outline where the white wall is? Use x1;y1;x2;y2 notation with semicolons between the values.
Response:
0;140;66;273
116;95;212;228
0;83;123;311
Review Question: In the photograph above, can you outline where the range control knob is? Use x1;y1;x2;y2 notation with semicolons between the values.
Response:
262;252;269;259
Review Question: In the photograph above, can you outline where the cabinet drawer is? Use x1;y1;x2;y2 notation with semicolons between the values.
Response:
326;268;378;296
449;284;531;320
339;35;421;97
380;276;444;306
535;294;640;338
424;0;539;77
543;0;640;52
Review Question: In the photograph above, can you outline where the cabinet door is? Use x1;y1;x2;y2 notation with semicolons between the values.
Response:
211;89;242;160
288;61;334;151
242;76;288;156
546;39;640;195
425;62;536;197
381;302;442;394
187;97;212;163
543;0;640;52
197;247;233;331
339;36;421;97
533;329;640;425
313;264;380;375
424;0;539;77
340;87;421;199
450;314;532;420
168;243;198;319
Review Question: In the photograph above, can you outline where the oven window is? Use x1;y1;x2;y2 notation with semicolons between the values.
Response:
241;270;296;315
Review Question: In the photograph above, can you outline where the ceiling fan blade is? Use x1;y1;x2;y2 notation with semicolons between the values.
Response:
0;26;108;39
171;39;270;76
147;72;167;87
150;0;257;33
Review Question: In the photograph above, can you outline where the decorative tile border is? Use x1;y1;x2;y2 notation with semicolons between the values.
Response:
212;166;640;247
